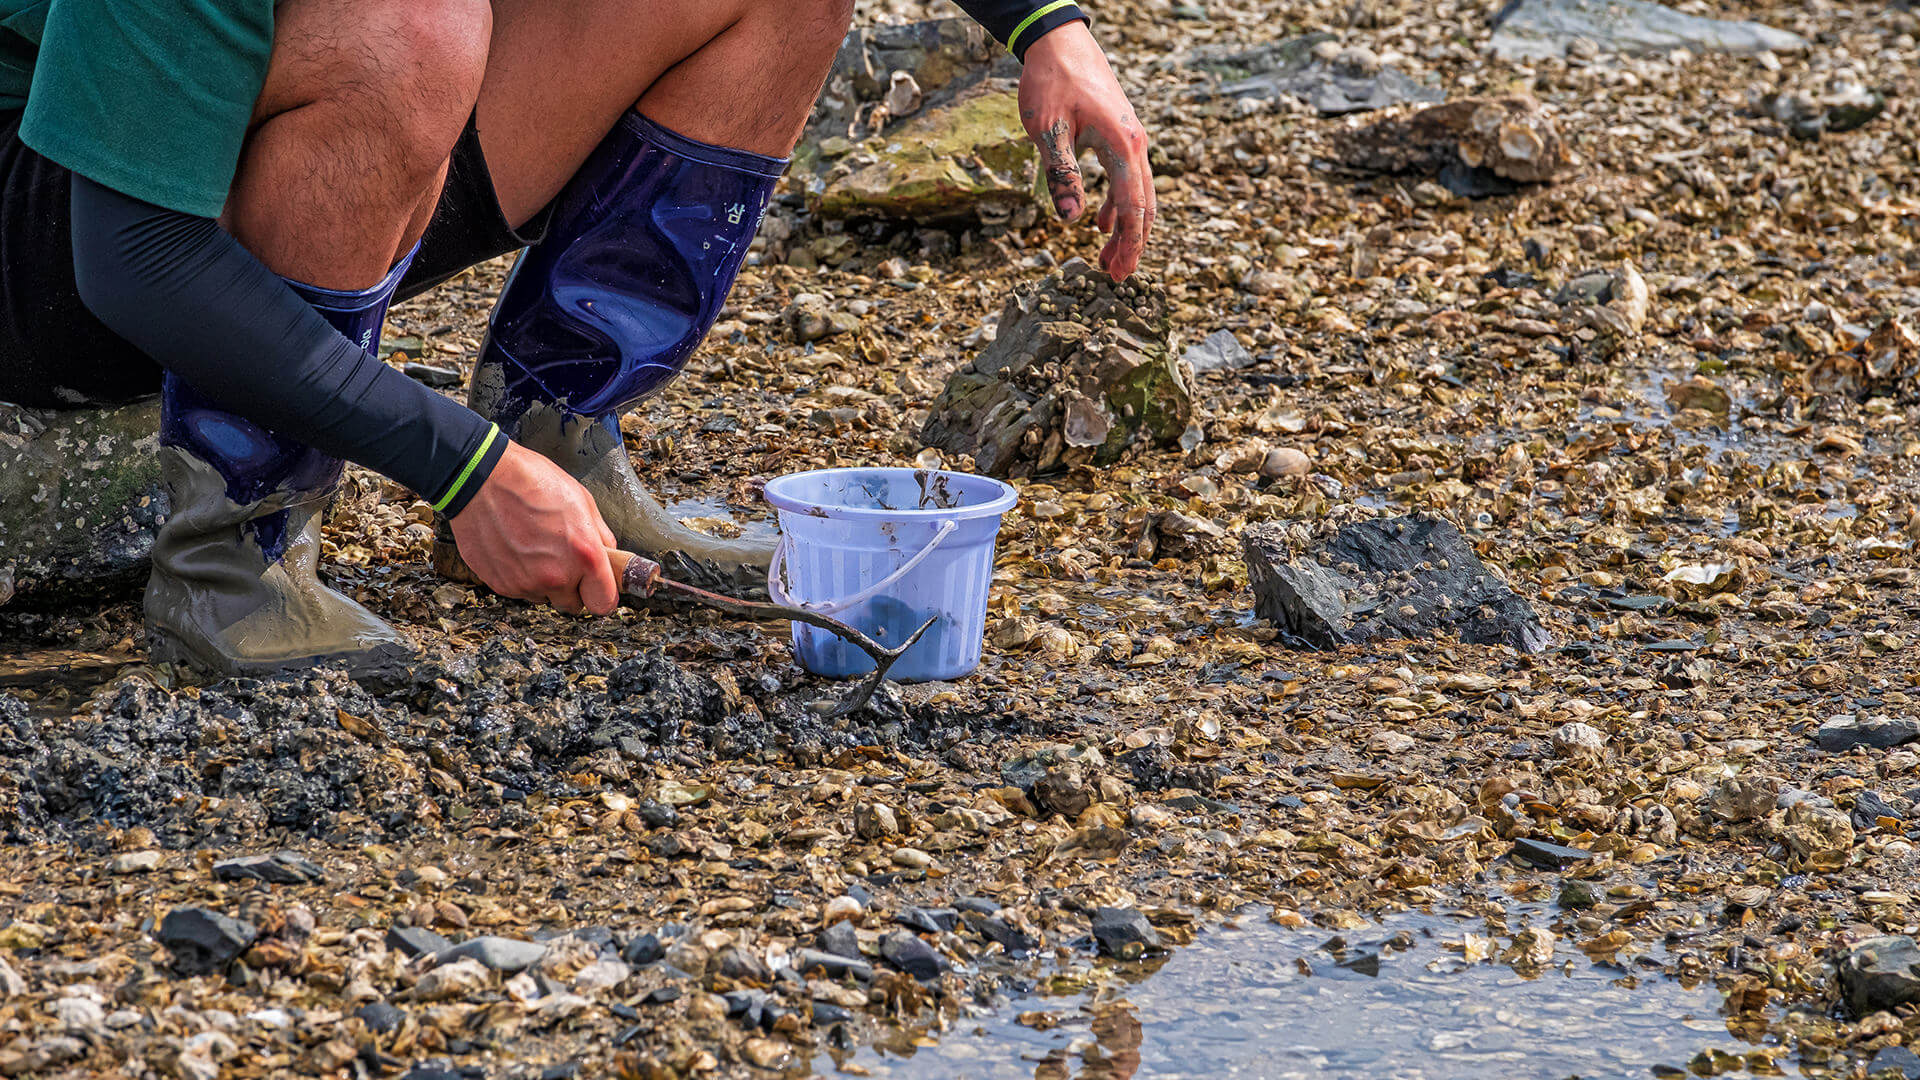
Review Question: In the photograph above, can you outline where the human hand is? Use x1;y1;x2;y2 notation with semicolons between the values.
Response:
447;440;620;615
1017;20;1156;279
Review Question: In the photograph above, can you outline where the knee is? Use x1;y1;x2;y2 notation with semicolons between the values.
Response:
360;0;493;170
385;0;493;109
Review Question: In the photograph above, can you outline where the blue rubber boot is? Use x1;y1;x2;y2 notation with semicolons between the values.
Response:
146;251;417;677
445;112;785;595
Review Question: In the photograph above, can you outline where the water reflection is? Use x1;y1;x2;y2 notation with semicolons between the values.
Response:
816;906;1798;1080
664;496;778;540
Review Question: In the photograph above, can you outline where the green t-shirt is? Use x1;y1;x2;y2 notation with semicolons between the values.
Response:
1;0;272;217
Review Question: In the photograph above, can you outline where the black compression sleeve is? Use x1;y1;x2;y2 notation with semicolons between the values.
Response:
950;0;1089;61
68;173;504;518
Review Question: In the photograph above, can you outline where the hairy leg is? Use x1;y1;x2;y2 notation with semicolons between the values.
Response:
222;0;493;289
479;0;855;229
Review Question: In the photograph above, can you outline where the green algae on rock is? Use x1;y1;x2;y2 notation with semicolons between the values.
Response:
811;82;1038;223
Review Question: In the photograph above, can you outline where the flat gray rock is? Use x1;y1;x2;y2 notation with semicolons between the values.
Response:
387;925;454;959
212;852;327;886
1817;715;1920;752
1490;0;1807;60
437;935;547;973
1183;329;1257;374
791;948;874;982
878;930;943;980
1188;33;1442;115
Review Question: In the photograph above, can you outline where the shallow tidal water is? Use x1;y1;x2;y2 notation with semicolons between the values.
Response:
815;907;1797;1080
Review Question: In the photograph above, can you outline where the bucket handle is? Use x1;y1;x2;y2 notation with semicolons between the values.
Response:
768;517;958;616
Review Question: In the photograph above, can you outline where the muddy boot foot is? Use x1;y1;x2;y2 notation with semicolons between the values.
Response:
146;440;413;680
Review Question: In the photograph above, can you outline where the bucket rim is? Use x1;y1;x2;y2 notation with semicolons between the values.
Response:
763;466;1018;521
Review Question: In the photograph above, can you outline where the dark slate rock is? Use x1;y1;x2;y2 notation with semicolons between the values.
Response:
722;989;789;1032
1090;907;1160;959
1817;716;1920;752
954;896;1001;917
622;933;664;967
811;1002;853;1025
400;1063;487;1080
1853;790;1904;831
894;907;959;934
1334;948;1382;976
723;989;765;1019
1870;1046;1920;1079
792;948;875;983
355;1001;405;1034
212;851;327;886
1510;837;1594;869
714;945;771;985
635;800;679;829
817;921;862;961
1839;937;1920;1017
437;935;546;973
571;926;616;950
1243;515;1549;653
158;907;256;976
539;1064;581;1080
402;362;462;388
386;925;453;959
965;913;1038;955
642;986;682;1005
879;931;944;980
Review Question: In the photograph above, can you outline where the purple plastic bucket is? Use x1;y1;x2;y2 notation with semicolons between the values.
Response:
763;467;1018;682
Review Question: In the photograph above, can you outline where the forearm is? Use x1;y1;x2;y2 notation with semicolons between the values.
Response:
950;0;1089;61
68;174;503;517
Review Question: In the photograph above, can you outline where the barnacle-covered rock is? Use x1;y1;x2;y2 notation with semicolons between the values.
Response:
0;400;166;608
921;259;1194;478
796;18;1036;224
1332;95;1578;198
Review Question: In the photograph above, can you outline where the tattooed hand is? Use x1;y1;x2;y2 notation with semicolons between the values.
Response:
1017;20;1155;280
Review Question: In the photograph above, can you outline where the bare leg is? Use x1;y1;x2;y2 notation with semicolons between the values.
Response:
477;0;854;229
222;0;492;288
433;0;855;594
141;0;496;677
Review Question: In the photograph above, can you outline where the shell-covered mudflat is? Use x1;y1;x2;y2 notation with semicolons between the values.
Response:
3;0;1920;1074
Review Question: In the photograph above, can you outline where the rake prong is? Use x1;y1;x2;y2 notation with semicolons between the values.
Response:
829;615;938;718
617;554;935;716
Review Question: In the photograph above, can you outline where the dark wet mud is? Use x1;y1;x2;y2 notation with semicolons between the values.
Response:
0;638;1033;846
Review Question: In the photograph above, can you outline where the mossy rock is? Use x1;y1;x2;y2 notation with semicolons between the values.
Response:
811;83;1038;223
0;400;166;607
